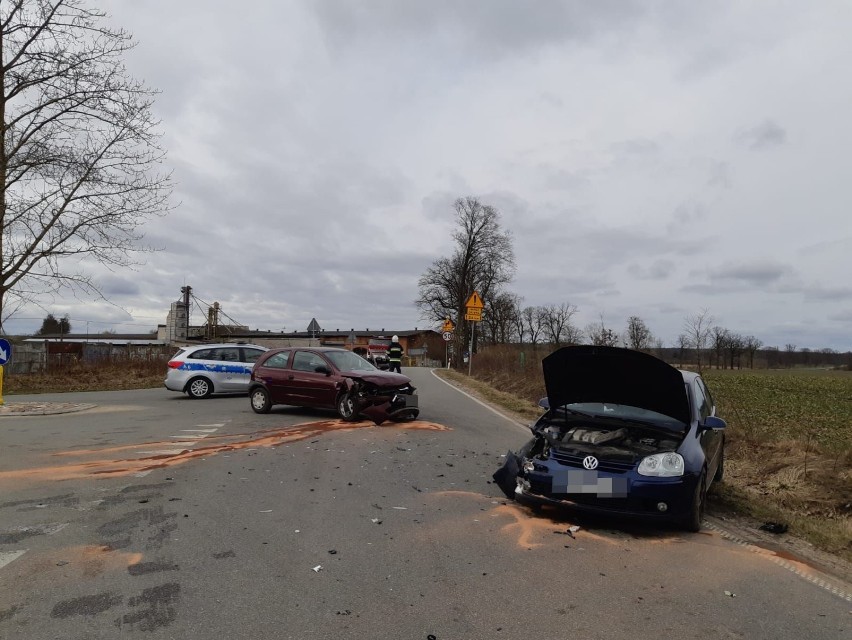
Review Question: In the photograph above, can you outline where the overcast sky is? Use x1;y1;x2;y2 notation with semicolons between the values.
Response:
7;1;852;350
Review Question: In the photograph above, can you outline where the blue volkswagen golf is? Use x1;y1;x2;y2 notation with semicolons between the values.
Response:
493;345;726;531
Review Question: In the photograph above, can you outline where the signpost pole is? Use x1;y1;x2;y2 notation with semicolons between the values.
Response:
0;338;11;406
468;321;475;376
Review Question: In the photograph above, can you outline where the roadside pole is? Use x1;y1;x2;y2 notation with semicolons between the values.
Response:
441;317;455;369
468;321;476;376
0;338;12;406
464;291;484;377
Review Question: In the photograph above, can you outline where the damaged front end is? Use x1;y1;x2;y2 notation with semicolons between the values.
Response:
341;377;419;425
493;408;691;519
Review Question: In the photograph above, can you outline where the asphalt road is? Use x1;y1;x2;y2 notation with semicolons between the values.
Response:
0;369;849;639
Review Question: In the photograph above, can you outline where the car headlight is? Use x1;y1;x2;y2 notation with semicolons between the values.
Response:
637;452;684;477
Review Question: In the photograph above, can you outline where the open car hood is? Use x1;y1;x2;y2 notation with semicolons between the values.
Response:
541;346;690;425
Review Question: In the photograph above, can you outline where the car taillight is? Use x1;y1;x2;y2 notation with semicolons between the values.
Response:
167;360;184;369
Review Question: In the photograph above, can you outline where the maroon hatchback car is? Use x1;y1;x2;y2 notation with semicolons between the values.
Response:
248;347;419;424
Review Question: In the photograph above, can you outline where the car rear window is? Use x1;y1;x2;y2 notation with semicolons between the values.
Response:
261;352;290;369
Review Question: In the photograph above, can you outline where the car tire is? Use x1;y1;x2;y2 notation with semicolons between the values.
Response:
250;387;271;414
186;377;212;399
714;443;725;483
683;471;707;533
336;392;359;422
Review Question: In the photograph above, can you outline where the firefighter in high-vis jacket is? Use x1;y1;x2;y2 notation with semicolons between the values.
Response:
387;335;403;373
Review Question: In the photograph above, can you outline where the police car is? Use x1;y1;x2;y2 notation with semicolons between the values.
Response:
164;343;268;398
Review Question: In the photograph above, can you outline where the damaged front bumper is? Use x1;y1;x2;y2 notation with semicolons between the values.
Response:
356;390;419;424
493;451;697;521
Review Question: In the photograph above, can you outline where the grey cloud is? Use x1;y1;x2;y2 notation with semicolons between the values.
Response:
312;0;646;58
802;284;852;301
708;261;793;285
610;139;659;156
628;259;675;280
735;120;787;150
669;200;708;228
538;166;592;192
707;161;731;189
828;309;852;322
98;276;142;297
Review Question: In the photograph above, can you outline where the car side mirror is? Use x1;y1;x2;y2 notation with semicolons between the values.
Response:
700;415;727;431
538;397;550;410
315;365;331;375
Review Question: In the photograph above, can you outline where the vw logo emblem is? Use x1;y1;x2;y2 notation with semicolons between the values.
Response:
582;456;599;470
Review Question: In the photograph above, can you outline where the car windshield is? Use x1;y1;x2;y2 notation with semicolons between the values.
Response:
326;350;379;372
561;402;685;430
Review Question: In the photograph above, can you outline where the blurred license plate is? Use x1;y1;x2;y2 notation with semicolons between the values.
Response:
551;469;627;498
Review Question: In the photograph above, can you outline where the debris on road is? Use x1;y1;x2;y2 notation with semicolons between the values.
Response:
371;518;383;525
724;590;736;597
312;565;322;572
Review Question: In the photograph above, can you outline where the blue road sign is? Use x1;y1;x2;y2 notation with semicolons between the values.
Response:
0;339;12;365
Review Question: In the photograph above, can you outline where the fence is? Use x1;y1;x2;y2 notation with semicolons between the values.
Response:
4;343;175;375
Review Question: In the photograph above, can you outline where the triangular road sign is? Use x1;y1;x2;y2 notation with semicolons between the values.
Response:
465;291;484;309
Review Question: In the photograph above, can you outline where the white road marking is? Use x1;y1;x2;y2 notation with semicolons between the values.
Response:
181;428;219;433
430;368;531;433
195;423;225;428
0;550;27;570
134;471;152;477
170;434;208;439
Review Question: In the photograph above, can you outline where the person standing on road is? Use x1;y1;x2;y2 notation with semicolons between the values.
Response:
387;335;403;373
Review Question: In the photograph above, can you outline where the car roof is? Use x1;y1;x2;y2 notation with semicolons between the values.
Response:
184;343;267;350
271;346;347;352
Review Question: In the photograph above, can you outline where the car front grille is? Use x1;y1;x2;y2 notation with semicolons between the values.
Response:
550;450;635;474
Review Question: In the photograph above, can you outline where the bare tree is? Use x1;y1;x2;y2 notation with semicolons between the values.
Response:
1;0;173;329
744;335;763;368
683;308;714;371
416;197;515;362
542;302;579;346
510;298;525;345
521;305;545;347
710;326;729;369
784;343;797;368
481;291;520;345
724;332;745;369
624;315;653;350
675;333;690;363
586;314;619;347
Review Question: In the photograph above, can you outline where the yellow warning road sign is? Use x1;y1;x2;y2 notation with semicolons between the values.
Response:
441;317;455;332
465;291;484;309
464;308;482;322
